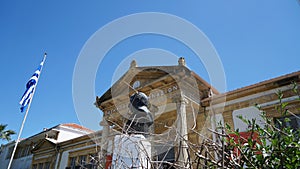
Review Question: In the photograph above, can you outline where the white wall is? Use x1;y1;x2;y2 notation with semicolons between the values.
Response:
56;126;90;143
232;106;264;132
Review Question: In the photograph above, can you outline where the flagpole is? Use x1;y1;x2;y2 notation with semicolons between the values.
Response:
7;53;47;169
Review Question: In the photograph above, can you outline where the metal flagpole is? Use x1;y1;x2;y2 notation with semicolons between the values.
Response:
7;53;47;169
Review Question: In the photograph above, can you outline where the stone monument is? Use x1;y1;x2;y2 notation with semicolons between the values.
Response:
112;92;153;169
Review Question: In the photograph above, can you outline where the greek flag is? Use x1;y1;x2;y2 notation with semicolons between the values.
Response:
19;56;45;112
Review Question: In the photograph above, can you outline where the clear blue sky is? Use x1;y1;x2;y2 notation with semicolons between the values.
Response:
1;1;300;144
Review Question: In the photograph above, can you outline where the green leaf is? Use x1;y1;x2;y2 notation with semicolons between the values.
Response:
284;117;291;123
225;123;231;130
281;102;289;109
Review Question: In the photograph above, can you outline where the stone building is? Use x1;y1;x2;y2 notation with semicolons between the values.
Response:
0;123;93;169
1;57;299;169
95;58;300;168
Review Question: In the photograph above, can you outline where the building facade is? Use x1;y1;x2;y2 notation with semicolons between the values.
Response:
0;123;93;169
95;58;300;168
1;57;299;168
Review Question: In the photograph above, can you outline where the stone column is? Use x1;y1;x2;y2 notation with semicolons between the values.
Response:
175;96;190;168
99;119;110;167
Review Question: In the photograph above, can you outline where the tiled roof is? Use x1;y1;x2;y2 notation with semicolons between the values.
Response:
61;123;94;133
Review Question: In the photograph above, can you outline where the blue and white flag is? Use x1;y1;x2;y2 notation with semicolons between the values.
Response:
19;55;46;112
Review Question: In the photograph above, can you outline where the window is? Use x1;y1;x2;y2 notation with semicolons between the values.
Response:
79;155;87;165
16;147;23;158
7;145;31;159
23;145;31;157
157;147;175;162
89;153;99;165
156;147;175;168
275;114;300;131
44;162;50;169
38;163;44;169
69;154;98;169
70;157;77;169
88;154;99;169
5;146;13;159
32;162;50;169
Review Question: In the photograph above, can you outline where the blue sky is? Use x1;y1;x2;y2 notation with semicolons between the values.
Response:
1;1;300;144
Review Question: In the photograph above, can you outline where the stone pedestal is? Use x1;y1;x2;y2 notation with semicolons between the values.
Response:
112;134;151;169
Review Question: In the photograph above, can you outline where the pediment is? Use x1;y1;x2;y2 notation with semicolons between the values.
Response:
97;66;177;104
96;64;219;111
31;139;56;152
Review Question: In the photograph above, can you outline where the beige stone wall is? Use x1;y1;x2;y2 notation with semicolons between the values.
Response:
212;83;300;130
